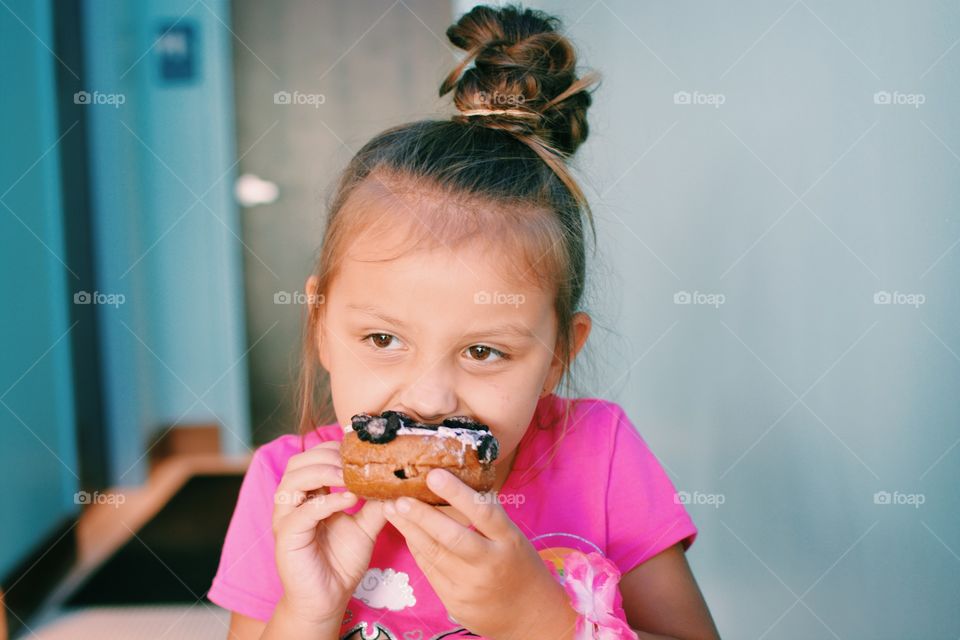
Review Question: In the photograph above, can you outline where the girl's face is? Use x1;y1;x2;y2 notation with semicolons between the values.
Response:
309;193;590;470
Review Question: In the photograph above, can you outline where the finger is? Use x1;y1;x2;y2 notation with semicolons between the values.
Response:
280;463;345;492
275;491;358;549
405;540;458;595
425;469;516;540
283;440;343;473
400;530;459;595
276;463;344;498
384;503;471;578
385;497;488;561
352;498;389;544
274;464;344;520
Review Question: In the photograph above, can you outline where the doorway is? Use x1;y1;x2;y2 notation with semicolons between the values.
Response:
230;0;455;444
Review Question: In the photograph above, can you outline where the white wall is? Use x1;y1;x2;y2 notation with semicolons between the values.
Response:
453;2;960;636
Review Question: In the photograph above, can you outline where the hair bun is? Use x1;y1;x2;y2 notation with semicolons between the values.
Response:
441;4;598;156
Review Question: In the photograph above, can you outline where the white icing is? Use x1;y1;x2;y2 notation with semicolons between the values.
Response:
397;425;486;448
345;416;489;449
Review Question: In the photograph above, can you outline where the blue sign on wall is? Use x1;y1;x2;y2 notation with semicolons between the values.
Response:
156;21;197;82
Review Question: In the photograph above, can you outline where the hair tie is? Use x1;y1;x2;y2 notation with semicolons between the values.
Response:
457;107;541;121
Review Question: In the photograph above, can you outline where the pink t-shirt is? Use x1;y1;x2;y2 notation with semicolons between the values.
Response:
207;394;697;638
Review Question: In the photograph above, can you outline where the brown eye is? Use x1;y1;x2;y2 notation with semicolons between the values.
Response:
469;345;490;360
466;345;506;362
368;333;395;349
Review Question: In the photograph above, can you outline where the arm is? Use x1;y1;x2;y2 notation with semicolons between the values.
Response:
619;543;720;640
227;600;344;640
259;597;343;639
228;611;265;639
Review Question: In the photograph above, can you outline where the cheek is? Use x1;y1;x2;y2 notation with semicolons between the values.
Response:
467;381;540;454
328;329;387;377
326;338;390;415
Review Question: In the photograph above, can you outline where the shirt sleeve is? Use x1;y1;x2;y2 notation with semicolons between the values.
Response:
603;404;698;575
207;445;284;621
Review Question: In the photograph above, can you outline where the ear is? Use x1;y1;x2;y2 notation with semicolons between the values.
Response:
541;311;592;397
306;275;330;370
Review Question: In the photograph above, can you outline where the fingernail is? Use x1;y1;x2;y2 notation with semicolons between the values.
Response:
396;497;411;513
342;491;355;500
384;501;396;516
427;469;446;490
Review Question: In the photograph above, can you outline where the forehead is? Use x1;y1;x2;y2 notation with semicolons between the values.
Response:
334;233;552;333
328;175;556;333
339;172;554;287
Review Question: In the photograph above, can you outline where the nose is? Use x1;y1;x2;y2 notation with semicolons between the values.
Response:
396;361;458;423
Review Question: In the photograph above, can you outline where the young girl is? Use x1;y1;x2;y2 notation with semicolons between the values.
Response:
208;5;719;639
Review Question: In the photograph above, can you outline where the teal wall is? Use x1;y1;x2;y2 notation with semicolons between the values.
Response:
1;0;250;578
0;0;80;580
82;0;251;485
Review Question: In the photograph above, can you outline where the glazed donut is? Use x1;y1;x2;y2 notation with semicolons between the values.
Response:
340;410;500;505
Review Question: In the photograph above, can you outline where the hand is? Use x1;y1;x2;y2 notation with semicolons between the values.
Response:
271;440;387;626
383;469;578;639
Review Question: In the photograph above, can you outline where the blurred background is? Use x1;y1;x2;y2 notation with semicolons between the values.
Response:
2;0;958;637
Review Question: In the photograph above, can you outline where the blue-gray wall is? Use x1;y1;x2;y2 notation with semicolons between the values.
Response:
453;1;958;636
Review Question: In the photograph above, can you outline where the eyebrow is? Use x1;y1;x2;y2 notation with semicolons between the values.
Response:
347;303;535;340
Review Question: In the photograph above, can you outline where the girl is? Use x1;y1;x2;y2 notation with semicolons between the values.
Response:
209;5;719;639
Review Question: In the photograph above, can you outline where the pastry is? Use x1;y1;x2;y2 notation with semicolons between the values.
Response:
341;410;499;505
